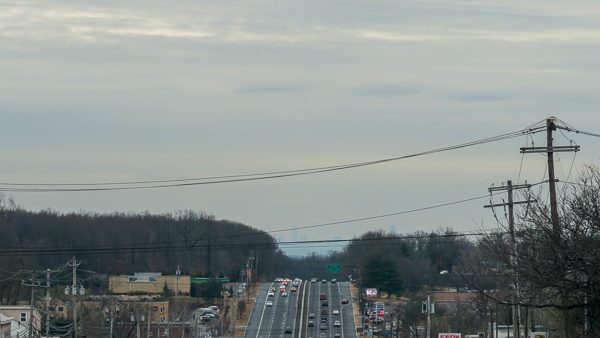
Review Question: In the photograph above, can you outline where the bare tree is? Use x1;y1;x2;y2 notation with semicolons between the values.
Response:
469;165;600;337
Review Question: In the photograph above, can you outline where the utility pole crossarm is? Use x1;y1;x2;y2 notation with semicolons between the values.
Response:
520;145;580;153
484;200;535;208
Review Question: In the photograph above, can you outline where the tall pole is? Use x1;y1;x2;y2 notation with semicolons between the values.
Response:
546;118;560;234
147;311;151;338
46;268;51;338
486;181;533;338
507;180;520;338
69;257;80;338
426;294;431;338
28;271;35;338
136;317;141;338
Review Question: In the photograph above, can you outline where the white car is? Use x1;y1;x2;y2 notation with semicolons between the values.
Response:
332;309;340;315
333;320;341;327
266;301;273;307
281;292;288;297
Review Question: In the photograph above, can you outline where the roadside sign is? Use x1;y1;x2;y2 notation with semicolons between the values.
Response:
365;288;378;297
438;334;461;338
327;264;341;273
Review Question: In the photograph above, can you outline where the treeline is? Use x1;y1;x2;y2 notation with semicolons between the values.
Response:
341;228;472;294
280;228;473;294
0;196;283;279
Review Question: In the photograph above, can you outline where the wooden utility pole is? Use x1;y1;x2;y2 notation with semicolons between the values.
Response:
46;268;51;338
486;180;534;338
68;257;81;338
519;117;580;338
520;117;579;235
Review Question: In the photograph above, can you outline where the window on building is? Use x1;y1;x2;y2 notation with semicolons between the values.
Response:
58;306;64;312
160;316;165;322
20;312;27;322
160;306;165;313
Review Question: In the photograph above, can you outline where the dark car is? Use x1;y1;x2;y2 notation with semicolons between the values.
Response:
321;301;328;307
308;321;315;327
309;313;316;319
320;316;327;321
285;327;292;334
319;323;328;330
321;309;328;315
341;298;349;304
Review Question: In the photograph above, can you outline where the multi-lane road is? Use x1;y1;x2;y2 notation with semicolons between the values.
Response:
246;280;357;338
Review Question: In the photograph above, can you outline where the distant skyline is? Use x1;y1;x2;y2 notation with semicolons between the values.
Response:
2;1;600;255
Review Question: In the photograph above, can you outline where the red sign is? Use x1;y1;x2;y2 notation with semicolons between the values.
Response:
438;334;461;338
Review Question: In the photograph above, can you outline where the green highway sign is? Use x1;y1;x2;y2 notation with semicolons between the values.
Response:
327;264;341;273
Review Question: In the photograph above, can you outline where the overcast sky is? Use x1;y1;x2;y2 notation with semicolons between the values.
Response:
2;0;600;256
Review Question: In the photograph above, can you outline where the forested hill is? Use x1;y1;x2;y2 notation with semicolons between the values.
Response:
0;197;283;278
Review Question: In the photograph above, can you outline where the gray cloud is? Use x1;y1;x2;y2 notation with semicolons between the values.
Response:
350;84;420;97
236;83;311;94
2;0;600;255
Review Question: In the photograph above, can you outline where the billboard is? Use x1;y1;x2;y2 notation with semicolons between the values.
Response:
438;334;461;338
365;288;378;297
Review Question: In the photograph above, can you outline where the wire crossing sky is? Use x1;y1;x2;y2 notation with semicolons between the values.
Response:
2;1;600;255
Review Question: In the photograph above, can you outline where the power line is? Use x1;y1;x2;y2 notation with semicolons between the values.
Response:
0;230;490;257
0;189;521;252
0;125;545;192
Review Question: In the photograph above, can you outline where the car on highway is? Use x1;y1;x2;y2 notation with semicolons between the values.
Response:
266;301;273;307
341;298;349;304
320;316;327;321
281;292;288;297
319;323;328;330
334;334;340;338
333;320;341;327
332;309;340;315
290;287;297;292
319;333;326;338
267;292;274;297
321;301;328;307
321;310;328;315
308;313;316;319
372;316;384;323
311;278;317;283
308;321;315;327
275;278;283;282
331;279;337;284
285;327;292;334
321;279;327;283
320;293;327;300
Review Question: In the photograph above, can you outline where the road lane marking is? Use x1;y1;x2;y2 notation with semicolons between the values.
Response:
338;283;344;338
256;283;275;338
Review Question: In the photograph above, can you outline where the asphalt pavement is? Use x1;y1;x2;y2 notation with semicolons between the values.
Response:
246;281;356;338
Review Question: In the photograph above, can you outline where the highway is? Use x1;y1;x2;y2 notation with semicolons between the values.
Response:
246;280;356;338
